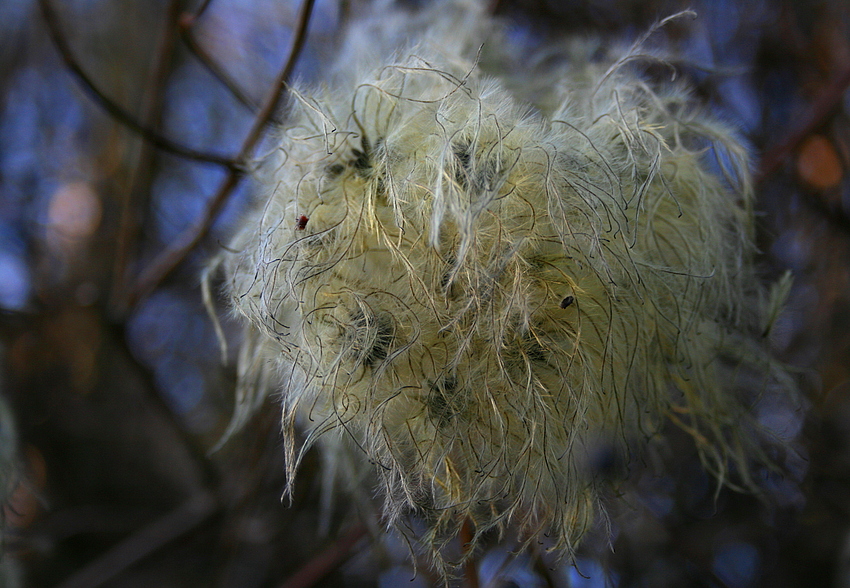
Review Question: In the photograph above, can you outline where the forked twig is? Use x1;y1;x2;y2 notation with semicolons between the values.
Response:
126;0;317;309
39;0;237;169
181;27;263;115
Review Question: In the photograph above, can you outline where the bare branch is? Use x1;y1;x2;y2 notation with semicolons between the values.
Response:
39;0;238;170
189;0;216;23
181;27;264;116
128;171;243;310
55;492;218;588
240;0;316;152
757;63;850;184
278;524;367;588
460;518;480;588
126;0;318;309
110;0;183;312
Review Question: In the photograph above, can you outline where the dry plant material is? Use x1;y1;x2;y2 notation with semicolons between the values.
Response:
212;0;797;575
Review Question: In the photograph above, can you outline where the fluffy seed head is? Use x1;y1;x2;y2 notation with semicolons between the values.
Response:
216;1;795;570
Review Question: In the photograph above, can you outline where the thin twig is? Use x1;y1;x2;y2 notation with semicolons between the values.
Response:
239;0;316;157
110;0;183;314
461;518;480;588
127;0;317;309
533;544;559;588
54;492;219;588
106;319;221;489
757;63;850;184
189;0;216;22
278;524;367;588
39;0;237;169
126;172;242;311
181;28;263;115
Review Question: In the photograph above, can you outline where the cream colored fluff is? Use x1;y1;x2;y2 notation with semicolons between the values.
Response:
215;0;794;570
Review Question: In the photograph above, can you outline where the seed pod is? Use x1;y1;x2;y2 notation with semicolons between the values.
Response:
216;0;797;573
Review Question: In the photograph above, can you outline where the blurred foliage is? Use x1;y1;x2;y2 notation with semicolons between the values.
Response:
0;0;849;586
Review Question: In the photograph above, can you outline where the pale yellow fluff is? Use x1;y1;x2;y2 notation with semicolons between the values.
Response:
216;0;793;571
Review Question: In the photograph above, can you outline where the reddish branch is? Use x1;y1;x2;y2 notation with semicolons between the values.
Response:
278;524;368;588
460;518;480;588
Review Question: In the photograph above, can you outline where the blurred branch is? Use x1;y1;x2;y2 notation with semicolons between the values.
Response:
39;0;238;170
49;312;224;587
757;62;850;233
126;165;242;312
55;492;219;588
757;63;850;184
532;546;559;588
278;524;367;588
127;0;317;309
105;319;222;489
111;0;184;313
460;518;480;588
188;0;216;23
181;27;264;116
237;0;316;160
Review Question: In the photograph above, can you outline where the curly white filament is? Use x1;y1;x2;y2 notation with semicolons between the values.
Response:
215;0;795;571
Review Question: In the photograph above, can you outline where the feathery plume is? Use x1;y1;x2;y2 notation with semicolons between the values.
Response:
213;0;797;572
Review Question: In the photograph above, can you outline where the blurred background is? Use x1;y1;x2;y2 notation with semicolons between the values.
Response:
0;0;849;586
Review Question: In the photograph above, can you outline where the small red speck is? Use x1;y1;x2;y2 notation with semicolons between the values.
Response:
296;215;309;230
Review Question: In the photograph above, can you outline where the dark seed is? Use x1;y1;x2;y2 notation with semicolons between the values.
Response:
350;311;394;366
560;295;574;309
326;163;345;177
453;144;472;189
524;339;547;362
427;376;459;425
440;255;456;291
351;148;370;173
